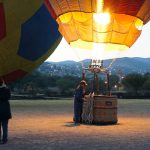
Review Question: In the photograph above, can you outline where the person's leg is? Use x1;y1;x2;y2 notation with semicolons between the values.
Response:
79;103;83;123
74;101;80;124
0;120;2;142
2;120;8;143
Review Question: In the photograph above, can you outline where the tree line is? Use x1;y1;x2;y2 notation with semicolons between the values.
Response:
9;71;150;98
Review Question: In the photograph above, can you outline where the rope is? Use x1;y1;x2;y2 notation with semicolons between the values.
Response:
82;93;94;124
107;58;117;69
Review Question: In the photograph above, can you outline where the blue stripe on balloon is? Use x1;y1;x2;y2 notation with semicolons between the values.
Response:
18;4;60;61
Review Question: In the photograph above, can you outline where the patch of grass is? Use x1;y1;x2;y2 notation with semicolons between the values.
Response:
10;99;73;107
10;99;150;116
10;99;74;114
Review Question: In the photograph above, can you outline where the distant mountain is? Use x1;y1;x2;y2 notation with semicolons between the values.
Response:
38;57;150;77
110;57;150;74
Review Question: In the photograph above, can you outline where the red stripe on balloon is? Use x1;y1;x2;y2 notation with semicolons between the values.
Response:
1;70;27;83
104;0;144;16
44;0;57;19
0;3;6;40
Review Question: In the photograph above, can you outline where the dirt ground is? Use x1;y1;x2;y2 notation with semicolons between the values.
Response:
1;99;150;150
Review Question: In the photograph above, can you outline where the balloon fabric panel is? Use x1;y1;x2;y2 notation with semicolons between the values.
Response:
18;4;60;61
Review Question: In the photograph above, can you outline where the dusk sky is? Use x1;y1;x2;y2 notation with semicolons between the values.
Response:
47;21;150;62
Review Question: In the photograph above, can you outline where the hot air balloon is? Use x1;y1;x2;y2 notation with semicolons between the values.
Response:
0;0;62;83
46;0;150;125
46;0;150;95
46;0;150;56
46;0;150;90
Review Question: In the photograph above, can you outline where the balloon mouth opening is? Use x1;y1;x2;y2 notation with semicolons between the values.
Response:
69;39;129;61
70;39;129;51
56;11;143;60
57;12;143;48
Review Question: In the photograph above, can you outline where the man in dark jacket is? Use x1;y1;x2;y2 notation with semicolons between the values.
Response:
0;79;11;144
74;80;87;125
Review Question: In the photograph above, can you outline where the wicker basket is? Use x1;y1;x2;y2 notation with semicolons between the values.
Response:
82;95;118;125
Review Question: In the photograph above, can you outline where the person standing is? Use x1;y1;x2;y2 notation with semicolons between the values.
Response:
0;79;11;144
74;80;87;125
